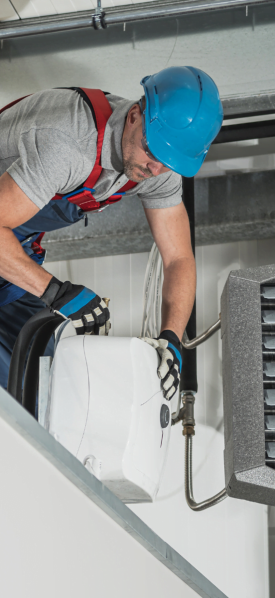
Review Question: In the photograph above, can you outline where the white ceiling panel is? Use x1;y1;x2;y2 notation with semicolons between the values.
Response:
98;0;115;7
70;0;95;7
0;0;19;21
11;0;57;18
107;0;132;5
50;0;96;12
50;0;78;11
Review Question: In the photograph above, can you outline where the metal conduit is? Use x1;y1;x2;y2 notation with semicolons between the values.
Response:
185;434;227;511
182;317;221;350
0;0;274;40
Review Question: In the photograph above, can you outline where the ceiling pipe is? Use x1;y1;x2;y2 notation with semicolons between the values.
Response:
0;0;274;40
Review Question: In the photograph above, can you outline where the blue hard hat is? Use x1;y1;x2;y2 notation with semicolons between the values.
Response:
140;66;223;177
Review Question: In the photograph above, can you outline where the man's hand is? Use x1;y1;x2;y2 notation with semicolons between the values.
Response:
141;330;182;400
41;276;110;335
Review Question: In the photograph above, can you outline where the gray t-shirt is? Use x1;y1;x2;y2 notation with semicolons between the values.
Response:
0;88;182;211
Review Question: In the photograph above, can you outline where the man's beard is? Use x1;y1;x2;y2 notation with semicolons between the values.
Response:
123;159;154;181
122;135;154;181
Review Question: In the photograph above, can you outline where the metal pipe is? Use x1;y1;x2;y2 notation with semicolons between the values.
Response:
182;317;221;350
0;15;94;39
0;0;273;40
172;391;182;421
181;392;227;510
185;433;227;511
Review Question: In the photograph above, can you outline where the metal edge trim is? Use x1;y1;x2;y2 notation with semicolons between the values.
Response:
0;385;228;598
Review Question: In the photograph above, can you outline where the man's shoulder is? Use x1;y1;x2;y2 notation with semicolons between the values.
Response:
11;88;96;141
139;170;181;194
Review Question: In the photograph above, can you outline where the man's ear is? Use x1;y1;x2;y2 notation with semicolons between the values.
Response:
127;103;141;127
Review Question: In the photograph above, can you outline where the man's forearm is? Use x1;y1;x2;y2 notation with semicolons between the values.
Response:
0;227;52;297
161;255;196;341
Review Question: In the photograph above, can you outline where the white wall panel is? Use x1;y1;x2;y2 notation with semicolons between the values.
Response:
129;252;149;337
111;255;131;336
47;253;149;338
46;237;271;598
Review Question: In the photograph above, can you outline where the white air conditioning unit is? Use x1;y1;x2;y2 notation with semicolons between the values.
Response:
45;336;171;503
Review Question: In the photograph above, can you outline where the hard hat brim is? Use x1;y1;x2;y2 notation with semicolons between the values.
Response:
148;134;208;178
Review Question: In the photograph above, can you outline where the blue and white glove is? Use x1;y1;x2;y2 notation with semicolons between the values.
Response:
41;276;110;335
140;330;182;400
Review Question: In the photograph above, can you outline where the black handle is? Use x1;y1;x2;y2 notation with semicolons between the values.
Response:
7;308;63;411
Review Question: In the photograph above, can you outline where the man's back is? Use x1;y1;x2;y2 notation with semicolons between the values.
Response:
0;87;181;211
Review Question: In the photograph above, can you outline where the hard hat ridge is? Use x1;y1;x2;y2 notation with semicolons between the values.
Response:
140;65;223;177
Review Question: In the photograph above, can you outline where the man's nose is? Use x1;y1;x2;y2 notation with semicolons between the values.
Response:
147;161;163;176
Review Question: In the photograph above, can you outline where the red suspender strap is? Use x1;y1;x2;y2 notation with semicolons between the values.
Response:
53;88;137;211
80;89;112;190
52;88;116;211
31;232;46;254
81;90;138;203
118;180;137;193
105;179;137;205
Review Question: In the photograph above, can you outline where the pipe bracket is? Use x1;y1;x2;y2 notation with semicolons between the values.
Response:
92;9;107;29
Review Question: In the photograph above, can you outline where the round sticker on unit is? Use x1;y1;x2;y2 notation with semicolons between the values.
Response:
160;404;170;428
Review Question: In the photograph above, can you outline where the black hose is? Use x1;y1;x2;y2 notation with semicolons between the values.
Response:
181;177;198;394
22;314;63;416
7;308;63;405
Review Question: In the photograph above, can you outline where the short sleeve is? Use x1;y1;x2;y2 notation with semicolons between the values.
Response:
138;171;182;209
7;128;89;210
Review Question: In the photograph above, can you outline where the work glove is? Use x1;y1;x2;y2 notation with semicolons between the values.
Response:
140;330;182;400
40;276;110;335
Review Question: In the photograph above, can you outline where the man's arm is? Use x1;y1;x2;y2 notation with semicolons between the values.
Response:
144;201;196;341
0;172;110;334
0;172;52;296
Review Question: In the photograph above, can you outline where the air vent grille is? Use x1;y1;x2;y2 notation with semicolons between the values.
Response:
261;284;275;469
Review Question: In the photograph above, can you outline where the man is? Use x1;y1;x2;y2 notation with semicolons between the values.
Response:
0;66;223;400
